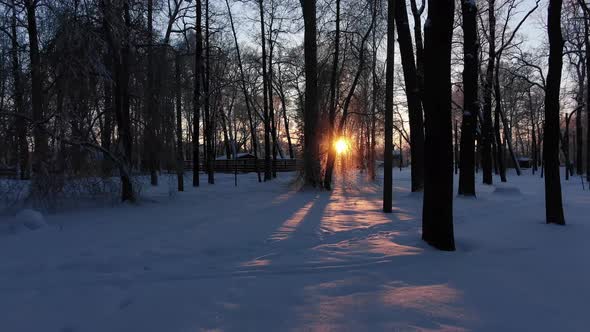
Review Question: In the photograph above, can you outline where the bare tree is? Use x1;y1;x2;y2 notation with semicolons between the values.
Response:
543;0;565;225
302;0;321;188
395;0;425;192
422;0;456;251
383;0;394;213
458;0;479;196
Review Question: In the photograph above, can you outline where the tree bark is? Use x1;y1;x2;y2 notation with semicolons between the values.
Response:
175;53;184;191
408;0;425;95
581;0;590;182
145;0;159;186
24;0;48;187
383;0;395;213
193;0;203;187
458;0;478;196
422;0;456;251
323;0;340;190
543;0;566;225
302;0;321;188
395;0;425;192
481;0;495;185
204;0;214;184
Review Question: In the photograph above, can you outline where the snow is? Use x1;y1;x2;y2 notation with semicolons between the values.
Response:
0;169;588;331
14;209;47;231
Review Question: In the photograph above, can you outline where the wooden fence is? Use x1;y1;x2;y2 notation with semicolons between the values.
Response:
184;159;302;173
0;168;17;178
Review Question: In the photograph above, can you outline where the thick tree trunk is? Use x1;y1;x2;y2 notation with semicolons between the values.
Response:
543;0;566;225
383;0;395;213
422;0;456;251
395;0;425;192
302;0;321;188
458;0;478;196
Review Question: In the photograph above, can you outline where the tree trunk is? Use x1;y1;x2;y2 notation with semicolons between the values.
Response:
383;0;395;213
422;0;456;251
204;0;214;184
175;54;184;192
458;0;478;196
323;0;340;190
193;0;203;187
145;0;158;186
408;0;425;95
267;26;278;178
528;89;538;174
25;0;48;188
582;0;590;182
395;0;425;192
493;68;507;182
575;70;584;175
481;0;496;185
369;0;378;182
10;0;29;180
302;0;321;188
225;0;262;182
275;66;294;159
324;15;373;190
543;0;566;225
259;0;272;181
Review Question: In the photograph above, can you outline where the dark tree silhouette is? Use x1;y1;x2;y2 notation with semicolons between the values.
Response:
543;0;566;225
421;0;456;251
302;0;321;187
395;0;425;193
193;0;203;187
383;0;395;213
323;0;340;191
259;0;272;181
458;0;479;196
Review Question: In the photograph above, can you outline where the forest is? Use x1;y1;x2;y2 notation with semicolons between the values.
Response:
0;0;589;330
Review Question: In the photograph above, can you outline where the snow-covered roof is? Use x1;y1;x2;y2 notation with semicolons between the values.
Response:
216;153;256;160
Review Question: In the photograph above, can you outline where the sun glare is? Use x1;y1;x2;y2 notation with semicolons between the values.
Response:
334;137;350;155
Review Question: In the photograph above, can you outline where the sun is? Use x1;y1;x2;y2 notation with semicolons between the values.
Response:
334;137;350;155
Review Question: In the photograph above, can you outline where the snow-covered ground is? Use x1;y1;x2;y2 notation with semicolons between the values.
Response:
0;168;588;331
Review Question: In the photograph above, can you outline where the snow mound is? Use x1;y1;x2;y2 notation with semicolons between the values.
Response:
493;185;522;196
14;209;47;230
